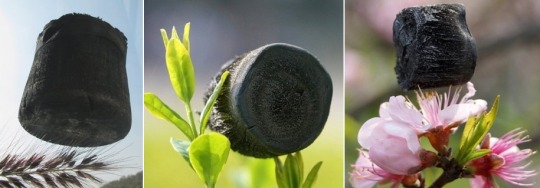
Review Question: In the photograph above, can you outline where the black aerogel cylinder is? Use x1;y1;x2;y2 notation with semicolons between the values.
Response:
19;13;131;147
393;4;477;90
205;43;333;158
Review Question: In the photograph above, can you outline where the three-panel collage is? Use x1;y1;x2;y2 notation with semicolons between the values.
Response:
1;0;539;187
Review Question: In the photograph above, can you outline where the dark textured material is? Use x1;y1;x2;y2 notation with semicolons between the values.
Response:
19;13;131;147
205;43;333;158
393;4;477;90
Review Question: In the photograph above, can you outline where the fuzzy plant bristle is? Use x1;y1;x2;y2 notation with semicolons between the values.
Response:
0;147;117;188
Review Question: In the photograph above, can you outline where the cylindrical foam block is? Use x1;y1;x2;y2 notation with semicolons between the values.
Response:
205;43;333;158
19;13;131;147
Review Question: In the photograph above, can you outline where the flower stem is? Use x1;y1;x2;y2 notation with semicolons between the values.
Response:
185;103;198;137
429;148;471;188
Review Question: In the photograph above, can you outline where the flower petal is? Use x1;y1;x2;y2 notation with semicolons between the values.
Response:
379;102;390;119
461;82;477;103
368;123;422;175
386;96;426;130
358;117;385;149
469;175;491;188
438;99;487;124
351;150;399;188
350;177;378;188
382;121;421;152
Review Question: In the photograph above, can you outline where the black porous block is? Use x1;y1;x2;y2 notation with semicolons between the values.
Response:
19;13;131;147
205;43;333;158
393;4;477;90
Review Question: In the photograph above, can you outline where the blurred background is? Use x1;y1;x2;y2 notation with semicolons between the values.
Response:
0;0;142;186
144;0;343;187
345;0;540;187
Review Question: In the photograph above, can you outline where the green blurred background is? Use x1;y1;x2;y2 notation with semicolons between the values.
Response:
144;0;343;187
345;0;540;187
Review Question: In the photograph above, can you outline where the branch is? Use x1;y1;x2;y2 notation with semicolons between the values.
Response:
429;148;471;188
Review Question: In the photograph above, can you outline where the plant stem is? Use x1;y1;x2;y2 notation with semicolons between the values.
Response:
429;151;470;188
185;103;198;137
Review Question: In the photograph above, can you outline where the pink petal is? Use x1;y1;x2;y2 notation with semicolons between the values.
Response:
382;121;421;152
350;177;378;188
470;175;492;188
351;151;397;188
358;117;385;149
386;96;425;130
438;99;487;125
379;102;390;119
461;82;477;103
369;144;421;175
368;123;422;175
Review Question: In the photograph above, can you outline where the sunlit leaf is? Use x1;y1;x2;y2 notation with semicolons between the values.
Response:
455;96;500;165
144;93;195;140
160;29;169;49
200;71;229;134
459;114;476;152
170;138;191;165
466;149;491;163
302;162;322;188
183;22;191;52
166;38;195;103
274;157;287;188
483;96;500;132
296;152;304;181
284;154;301;188
189;132;230;188
171;26;180;40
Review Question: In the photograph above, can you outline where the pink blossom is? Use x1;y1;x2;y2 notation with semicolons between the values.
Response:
416;82;487;128
358;116;423;175
350;150;403;188
358;82;487;174
469;129;537;187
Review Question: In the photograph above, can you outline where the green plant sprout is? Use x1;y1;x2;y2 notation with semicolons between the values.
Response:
144;22;230;188
274;152;323;188
455;96;499;166
145;22;324;188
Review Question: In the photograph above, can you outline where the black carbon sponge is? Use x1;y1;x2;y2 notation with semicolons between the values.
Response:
393;4;477;90
204;43;333;158
19;13;131;147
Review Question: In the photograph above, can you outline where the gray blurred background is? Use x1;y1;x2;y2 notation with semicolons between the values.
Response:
345;0;540;187
144;0;343;187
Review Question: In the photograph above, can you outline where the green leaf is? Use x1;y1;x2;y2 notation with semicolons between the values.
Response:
296;152;304;181
160;29;169;49
483;96;499;132
189;132;230;188
144;93;195;140
284;154;301;188
200;71;229;134
274;157;287;188
183;22;191;52
166;38;195;103
170;138;191;164
302;162;322;188
459;114;476;152
466;149;491;162
171;26;180;40
455;96;500;165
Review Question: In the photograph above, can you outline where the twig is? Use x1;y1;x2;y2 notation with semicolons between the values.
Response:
429;148;471;188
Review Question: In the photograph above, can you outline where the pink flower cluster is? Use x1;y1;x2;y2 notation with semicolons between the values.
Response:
469;129;537;187
351;82;537;188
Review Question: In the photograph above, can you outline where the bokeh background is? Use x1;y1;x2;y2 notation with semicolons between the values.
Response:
345;0;540;187
144;0;343;187
0;0;142;186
